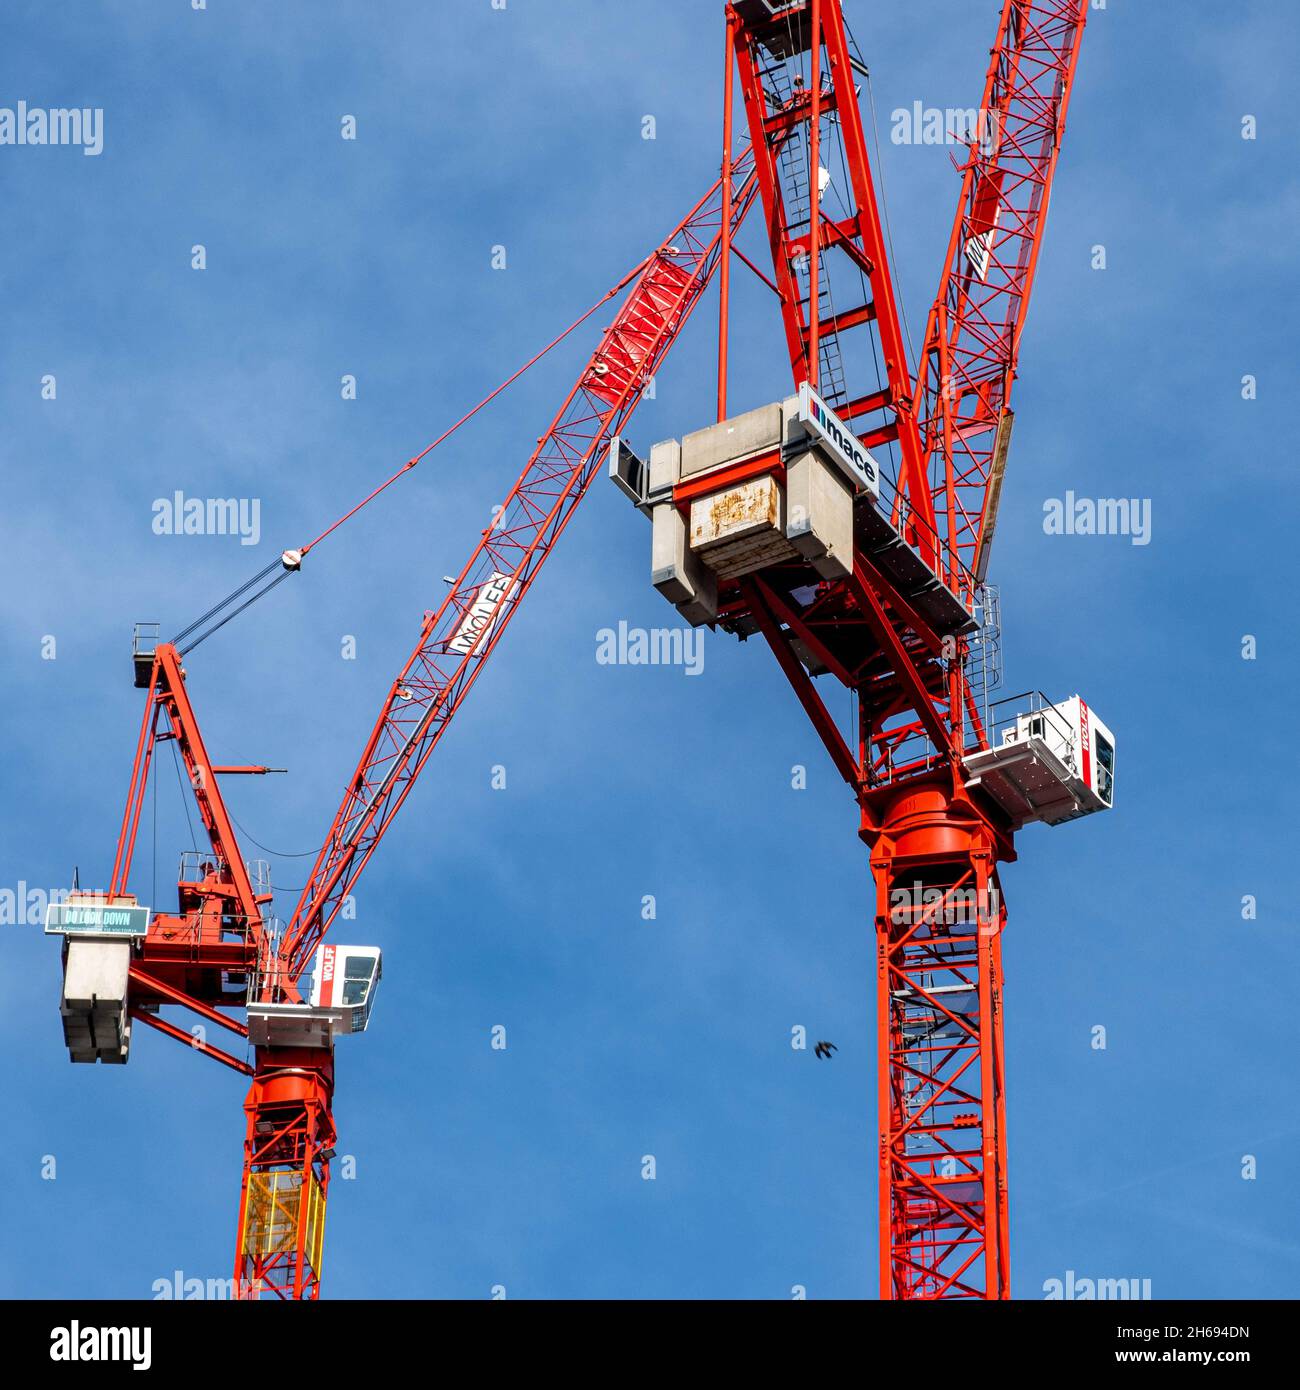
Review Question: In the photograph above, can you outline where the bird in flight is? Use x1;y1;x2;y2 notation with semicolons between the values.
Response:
814;1041;837;1060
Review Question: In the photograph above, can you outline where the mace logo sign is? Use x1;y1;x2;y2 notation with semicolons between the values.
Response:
797;382;880;498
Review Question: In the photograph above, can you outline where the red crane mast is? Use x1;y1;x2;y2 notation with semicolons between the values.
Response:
676;0;1093;1299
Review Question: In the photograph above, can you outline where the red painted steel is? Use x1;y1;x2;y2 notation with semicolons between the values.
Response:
234;1051;335;1300
867;782;1012;1298
114;643;272;1019
731;0;937;539
102;160;761;1299
715;0;1088;1298
87;0;1087;1302
913;0;1090;587
274;161;760;990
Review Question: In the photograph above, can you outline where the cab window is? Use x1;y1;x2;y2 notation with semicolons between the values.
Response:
1095;735;1114;804
341;955;373;1006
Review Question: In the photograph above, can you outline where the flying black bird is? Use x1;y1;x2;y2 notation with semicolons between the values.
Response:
814;1041;837;1060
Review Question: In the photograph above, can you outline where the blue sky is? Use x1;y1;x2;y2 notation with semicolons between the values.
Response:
1;0;1297;1299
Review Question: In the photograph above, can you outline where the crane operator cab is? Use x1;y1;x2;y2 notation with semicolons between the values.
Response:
963;695;1116;830
246;943;382;1050
306;943;382;1034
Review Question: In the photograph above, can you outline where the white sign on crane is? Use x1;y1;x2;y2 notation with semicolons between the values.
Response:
447;571;517;656
796;382;880;498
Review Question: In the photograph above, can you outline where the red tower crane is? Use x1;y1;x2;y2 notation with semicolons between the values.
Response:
611;0;1101;1299
50;0;1103;1300
51;160;762;1300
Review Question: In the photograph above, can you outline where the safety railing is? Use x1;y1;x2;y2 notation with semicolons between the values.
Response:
132;621;160;659
981;691;1079;776
966;584;1003;728
178;850;227;884
875;470;979;610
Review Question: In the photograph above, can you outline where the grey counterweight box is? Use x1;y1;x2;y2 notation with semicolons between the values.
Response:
60;935;133;1064
649;438;719;627
660;395;856;591
784;448;854;580
618;392;863;624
